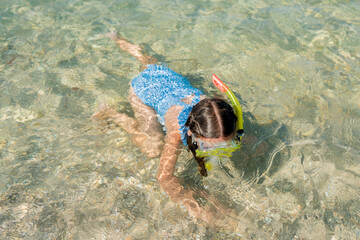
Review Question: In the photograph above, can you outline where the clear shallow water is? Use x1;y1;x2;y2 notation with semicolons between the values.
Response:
1;0;360;239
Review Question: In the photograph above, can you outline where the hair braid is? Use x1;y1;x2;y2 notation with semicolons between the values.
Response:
186;135;207;177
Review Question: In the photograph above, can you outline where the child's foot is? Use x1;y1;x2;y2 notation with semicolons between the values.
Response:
107;32;157;65
91;103;114;119
92;104;138;132
106;31;119;41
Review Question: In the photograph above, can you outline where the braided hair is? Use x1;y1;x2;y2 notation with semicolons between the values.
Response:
185;98;237;176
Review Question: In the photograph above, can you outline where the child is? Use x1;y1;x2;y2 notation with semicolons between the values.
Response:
93;33;244;228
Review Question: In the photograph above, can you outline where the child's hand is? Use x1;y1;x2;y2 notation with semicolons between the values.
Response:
199;199;252;236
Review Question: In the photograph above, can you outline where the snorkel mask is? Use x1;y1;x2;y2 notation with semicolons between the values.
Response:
195;74;244;171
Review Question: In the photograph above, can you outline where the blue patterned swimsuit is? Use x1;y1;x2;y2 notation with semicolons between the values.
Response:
131;65;204;146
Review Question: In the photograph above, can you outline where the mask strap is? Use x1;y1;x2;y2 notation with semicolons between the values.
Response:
236;129;244;142
192;140;198;149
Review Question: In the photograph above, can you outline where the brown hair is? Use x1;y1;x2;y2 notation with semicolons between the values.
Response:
185;98;237;177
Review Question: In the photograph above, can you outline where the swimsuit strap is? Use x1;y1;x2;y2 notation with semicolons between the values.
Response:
178;93;202;146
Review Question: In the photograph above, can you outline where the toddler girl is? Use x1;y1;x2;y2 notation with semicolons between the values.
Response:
93;33;244;228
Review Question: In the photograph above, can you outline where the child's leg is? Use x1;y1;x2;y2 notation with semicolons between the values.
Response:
128;88;163;138
92;104;138;134
92;88;165;158
93;33;164;157
92;99;164;157
127;87;164;157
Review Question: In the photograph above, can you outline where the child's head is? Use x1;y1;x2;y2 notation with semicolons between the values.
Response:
185;98;237;176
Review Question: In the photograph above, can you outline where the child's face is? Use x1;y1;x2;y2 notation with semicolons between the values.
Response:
194;136;232;151
188;130;235;148
190;131;239;157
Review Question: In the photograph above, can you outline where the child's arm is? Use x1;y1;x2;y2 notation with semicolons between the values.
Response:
157;106;237;228
156;106;183;181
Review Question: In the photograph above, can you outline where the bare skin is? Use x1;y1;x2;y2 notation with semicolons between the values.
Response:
92;33;240;229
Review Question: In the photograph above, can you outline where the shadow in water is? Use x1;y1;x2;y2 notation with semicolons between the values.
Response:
232;111;289;184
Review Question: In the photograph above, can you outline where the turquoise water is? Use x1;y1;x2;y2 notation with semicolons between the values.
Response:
1;0;360;239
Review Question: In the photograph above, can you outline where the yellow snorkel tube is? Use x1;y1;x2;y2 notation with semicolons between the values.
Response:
196;74;244;171
212;74;244;140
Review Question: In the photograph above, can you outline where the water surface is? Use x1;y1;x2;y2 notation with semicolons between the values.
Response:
1;0;360;239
